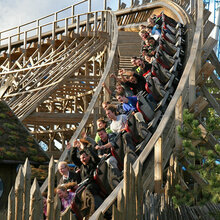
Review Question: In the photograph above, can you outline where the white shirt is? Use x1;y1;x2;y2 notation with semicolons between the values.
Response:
110;114;127;133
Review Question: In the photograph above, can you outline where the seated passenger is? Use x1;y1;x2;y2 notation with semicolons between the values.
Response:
135;57;152;77
56;185;76;212
105;105;136;152
70;145;103;209
58;161;81;185
95;128;118;169
119;69;146;95
94;118;112;143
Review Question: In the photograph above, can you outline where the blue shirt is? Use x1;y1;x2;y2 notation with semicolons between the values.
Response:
123;96;138;113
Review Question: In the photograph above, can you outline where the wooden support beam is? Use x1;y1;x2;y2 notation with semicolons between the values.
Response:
154;137;163;194
0;75;14;98
180;157;208;186
189;96;209;117
196;62;215;86
23;112;93;125
201;86;220;115
203;21;215;40
202;37;217;63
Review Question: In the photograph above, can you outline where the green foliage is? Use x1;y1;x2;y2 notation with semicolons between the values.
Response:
172;109;220;208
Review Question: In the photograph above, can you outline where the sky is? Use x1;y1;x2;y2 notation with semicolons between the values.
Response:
0;0;135;32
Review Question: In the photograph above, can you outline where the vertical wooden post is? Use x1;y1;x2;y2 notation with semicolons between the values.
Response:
118;0;121;10
76;15;80;34
47;156;55;220
135;161;143;220
22;158;31;220
123;154;131;220
29;178;43;220
175;95;182;156
64;18;68;37
71;5;75;24
54;194;61;220
88;0;91;12
129;164;136;220
7;187;15;220
103;0;107;10
154;137;163;194
17;26;20;41
117;188;124;219
189;60;196;106
15;167;24;220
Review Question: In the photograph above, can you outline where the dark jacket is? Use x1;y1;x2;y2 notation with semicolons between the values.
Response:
59;170;81;185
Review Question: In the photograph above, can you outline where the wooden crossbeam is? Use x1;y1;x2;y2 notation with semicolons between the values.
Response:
202;37;217;63
23;112;93;125
196;62;215;86
189;96;208;117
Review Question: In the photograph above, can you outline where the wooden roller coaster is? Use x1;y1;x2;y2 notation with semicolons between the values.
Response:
0;0;219;219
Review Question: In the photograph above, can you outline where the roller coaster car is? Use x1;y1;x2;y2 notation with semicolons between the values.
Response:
136;91;156;122
145;75;166;102
70;179;95;220
124;114;145;144
93;156;121;198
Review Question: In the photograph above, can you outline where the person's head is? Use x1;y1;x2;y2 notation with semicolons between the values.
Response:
97;128;108;141
130;57;137;66
116;84;125;94
135;58;143;67
116;92;126;103
79;151;90;165
147;37;156;46
129;75;137;84
145;27;153;33
56;185;68;199
102;101;110;110
58;161;69;176
105;105;117;120
147;17;155;27
97;118;107;129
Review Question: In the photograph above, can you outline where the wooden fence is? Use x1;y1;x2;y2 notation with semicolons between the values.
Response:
3;155;220;220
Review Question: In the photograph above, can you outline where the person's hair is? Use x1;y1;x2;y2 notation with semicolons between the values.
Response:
57;185;67;192
116;91;125;97
79;150;88;156
148;37;155;41
58;161;68;169
97;127;106;133
106;104;117;115
97;118;107;125
131;56;137;60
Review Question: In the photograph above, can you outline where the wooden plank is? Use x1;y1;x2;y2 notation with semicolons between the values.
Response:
210;73;220;90
181;157;208;186
15;167;24;220
135;161;143;220
201;85;220;115
47;157;55;220
60;206;71;220
203;21;215;40
22;159;31;220
117;188;124;220
189;96;209;117
175;96;183;155
196;62;215;86
154;137;163;194
202;37;218;63
7;187;15;220
208;50;220;78
29;178;43;220
0;75;14;98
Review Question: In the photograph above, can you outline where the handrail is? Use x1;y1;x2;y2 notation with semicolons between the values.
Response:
0;0;151;45
90;0;204;218
40;10;118;192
